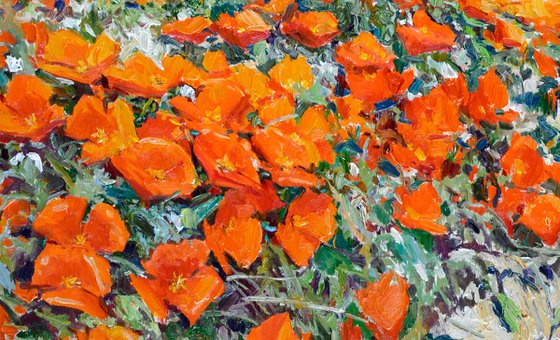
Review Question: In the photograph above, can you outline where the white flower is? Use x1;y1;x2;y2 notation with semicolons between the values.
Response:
349;162;360;177
6;55;23;73
10;152;43;172
179;85;196;103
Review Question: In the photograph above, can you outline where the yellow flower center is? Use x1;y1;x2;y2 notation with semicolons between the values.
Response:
147;168;166;180
24;113;37;127
224;219;236;233
169;272;187;293
76;60;89;73
74;234;87;246
208;107;222;122
91;128;108;144
237;27;247;33
275;154;294;168
513;159;526;175
61;276;80;288
359;52;369;60
420;26;429;34
413;147;427;161
151;75;165;87
292;215;307;228
217;155;236;172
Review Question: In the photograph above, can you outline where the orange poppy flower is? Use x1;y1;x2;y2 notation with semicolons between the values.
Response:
394;182;446;234
252;123;320;170
268;55;315;95
137;110;191;151
225;180;285;214
129;240;224;323
252;124;321;187
65;96;137;164
104;53;207;98
202;50;232;78
162;16;213;44
267;166;321;188
246;313;302;340
0;304;18;338
280;11;339;48
213;10;271;48
467;70;516;124
111;138;199;201
396;10;456;56
0;199;31;232
346;68;414;105
80;325;138;340
30;244;112;319
229;64;275;105
0;31;15;69
20;22;49;65
340;319;364;340
390;79;464;179
33;196;130;253
335;32;396;73
274;190;336;266
532;49;559;78
404;85;463;135
518;194;560;246
21;21;49;47
0;75;65;142
334;95;367;135
458;0;497;23
245;0;295;18
203;192;263;273
491;187;537;235
170;78;251;132
258;96;296;125
193;130;261;189
483;19;526;50
501;133;547;188
299;105;335;164
356;271;410;340
390;130;457;180
37;30;119;84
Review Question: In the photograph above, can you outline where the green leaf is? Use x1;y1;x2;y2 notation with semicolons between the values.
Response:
114;295;162;336
496;293;521;333
314;246;352;275
372;204;391;226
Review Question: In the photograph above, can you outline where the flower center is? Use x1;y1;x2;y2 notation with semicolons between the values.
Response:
146;168;166;180
24;113;37;127
151;75;165;86
292;215;307;228
216;155;236;172
359;52;369;60
208;107;222;122
169;272;187;293
275;154;294;168
76;60;89;73
61;276;80;288
74;234;87;246
420;26;429;34
224;219;236;233
91;128;108;144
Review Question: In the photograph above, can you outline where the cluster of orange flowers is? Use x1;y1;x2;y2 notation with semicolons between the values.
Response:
1;0;560;338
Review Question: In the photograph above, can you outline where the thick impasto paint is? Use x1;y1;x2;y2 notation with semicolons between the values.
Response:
0;0;559;338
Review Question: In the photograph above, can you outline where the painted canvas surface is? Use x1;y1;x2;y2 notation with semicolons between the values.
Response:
0;0;560;338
